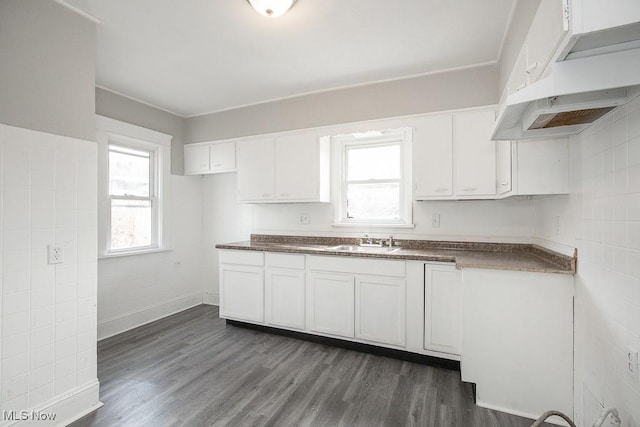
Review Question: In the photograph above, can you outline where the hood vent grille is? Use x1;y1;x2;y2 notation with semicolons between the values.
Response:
527;107;617;130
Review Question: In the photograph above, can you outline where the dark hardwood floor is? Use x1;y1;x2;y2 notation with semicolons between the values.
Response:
71;305;541;427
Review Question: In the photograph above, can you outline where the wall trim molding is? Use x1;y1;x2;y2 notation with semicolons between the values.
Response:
1;380;102;427
475;400;569;427
203;292;220;306
98;293;203;340
52;0;102;24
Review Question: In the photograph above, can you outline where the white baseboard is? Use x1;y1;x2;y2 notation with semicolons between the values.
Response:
98;293;203;340
203;292;219;306
1;380;101;427
475;400;571;427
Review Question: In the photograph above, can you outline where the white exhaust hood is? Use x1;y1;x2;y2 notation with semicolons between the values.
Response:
492;48;640;141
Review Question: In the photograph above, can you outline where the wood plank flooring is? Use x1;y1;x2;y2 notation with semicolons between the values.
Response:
71;305;542;427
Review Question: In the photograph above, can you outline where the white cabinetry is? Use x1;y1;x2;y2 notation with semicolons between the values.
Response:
307;272;355;338
525;0;566;83
413;114;453;198
236;131;330;203
461;268;573;422
496;140;512;195
454;110;497;197
184;141;236;175
265;253;305;330
512;138;569;195
307;256;407;347
424;263;462;355
219;250;265;323
355;276;406;346
236;137;276;201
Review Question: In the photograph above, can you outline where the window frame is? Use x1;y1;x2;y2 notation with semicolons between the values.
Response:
332;128;413;228
107;141;158;253
96;115;172;258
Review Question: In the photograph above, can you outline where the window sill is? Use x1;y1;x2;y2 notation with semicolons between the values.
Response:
331;223;415;229
99;247;173;259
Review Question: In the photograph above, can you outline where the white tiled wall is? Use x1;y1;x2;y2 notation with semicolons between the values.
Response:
534;94;640;426
0;124;98;416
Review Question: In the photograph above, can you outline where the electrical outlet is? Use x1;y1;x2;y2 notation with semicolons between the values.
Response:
47;245;64;264
627;347;639;381
431;214;440;228
299;213;310;224
554;216;561;235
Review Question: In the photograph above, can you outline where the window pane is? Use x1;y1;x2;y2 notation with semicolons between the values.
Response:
347;144;400;181
109;145;150;197
110;199;152;250
347;183;400;220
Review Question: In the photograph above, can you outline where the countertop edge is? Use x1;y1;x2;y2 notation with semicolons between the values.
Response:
214;243;576;275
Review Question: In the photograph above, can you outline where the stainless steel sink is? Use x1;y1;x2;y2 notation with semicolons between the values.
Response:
328;244;400;254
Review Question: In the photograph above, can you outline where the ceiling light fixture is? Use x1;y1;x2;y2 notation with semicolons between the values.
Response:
247;0;296;18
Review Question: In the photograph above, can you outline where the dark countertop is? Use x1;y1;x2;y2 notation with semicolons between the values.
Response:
215;235;576;275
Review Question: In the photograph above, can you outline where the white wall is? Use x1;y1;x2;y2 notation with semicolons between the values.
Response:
201;173;252;305
0;0;96;142
533;95;640;426
97;174;203;339
186;64;498;143
0;124;100;424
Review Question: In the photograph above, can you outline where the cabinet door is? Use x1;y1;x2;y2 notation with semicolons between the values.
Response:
424;264;462;355
516;138;569;195
454;110;497;197
413;114;453;198
525;0;566;83
275;132;320;201
184;144;210;175
307;273;354;338
236;137;275;202
496;140;512;195
210;141;236;173
219;265;264;323
266;268;305;330
355;276;406;347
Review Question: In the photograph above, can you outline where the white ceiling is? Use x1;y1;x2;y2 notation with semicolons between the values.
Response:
66;0;516;117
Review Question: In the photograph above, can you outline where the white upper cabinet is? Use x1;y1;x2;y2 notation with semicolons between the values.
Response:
524;0;567;84
184;141;236;175
513;138;569;195
237;137;276;201
496;140;512;195
237;131;330;203
413;114;453;199
454;110;497;197
275;132;329;202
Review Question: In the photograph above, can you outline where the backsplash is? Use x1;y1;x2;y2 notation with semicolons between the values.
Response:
533;94;640;426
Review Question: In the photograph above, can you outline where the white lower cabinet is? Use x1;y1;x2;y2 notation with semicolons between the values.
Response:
424;263;462;355
355;276;406;346
307;272;355;338
265;268;305;330
219;265;264;323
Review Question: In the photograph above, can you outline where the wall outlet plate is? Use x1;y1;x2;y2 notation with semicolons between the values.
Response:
431;214;440;228
627;347;639;381
47;244;64;264
299;213;310;224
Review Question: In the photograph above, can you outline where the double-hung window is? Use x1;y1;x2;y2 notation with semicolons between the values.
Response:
96;115;172;257
108;144;156;251
334;128;413;227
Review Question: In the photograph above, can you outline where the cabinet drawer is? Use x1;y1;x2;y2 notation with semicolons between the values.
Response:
219;250;264;266
307;255;405;277
266;253;305;270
